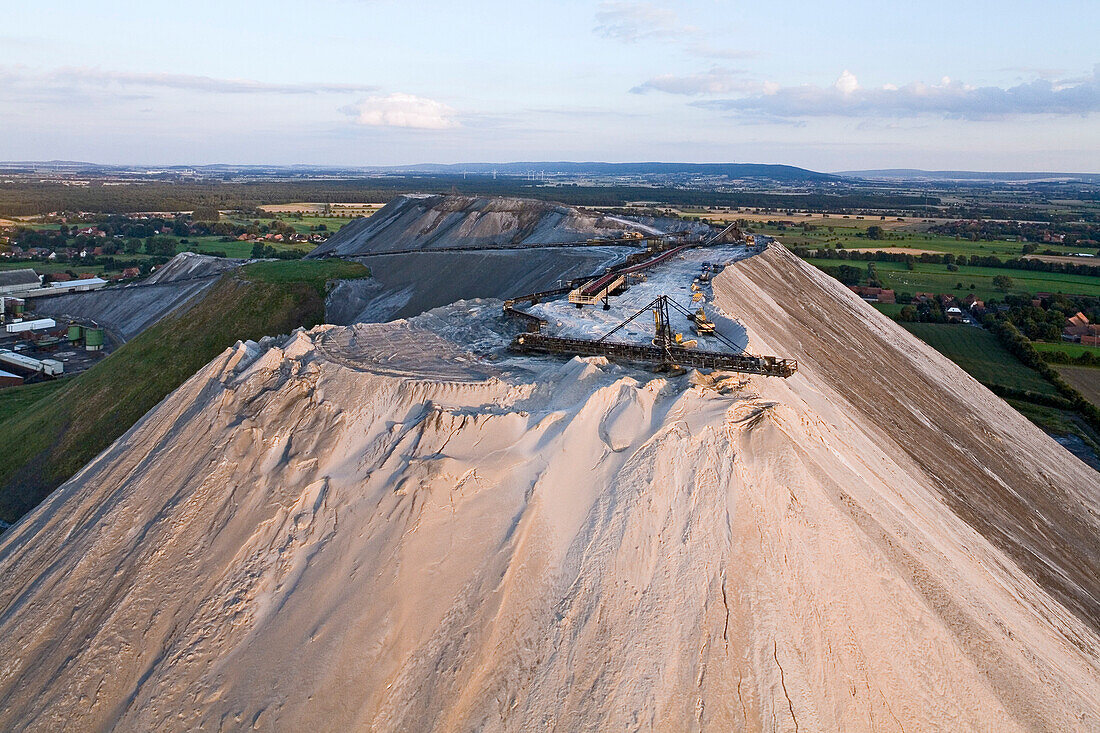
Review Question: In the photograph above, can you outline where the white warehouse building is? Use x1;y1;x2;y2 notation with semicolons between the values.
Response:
0;269;43;296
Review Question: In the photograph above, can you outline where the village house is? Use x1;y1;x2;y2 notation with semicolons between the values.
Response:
847;285;896;304
1063;312;1100;346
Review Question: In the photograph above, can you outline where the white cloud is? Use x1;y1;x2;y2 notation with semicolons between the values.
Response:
594;1;691;43
834;70;859;96
345;93;458;129
695;64;1100;120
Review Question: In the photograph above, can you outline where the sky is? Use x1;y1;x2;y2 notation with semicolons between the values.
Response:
2;0;1099;172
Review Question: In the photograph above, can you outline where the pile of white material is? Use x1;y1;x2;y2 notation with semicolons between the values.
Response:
145;251;247;284
308;194;656;257
0;249;1098;731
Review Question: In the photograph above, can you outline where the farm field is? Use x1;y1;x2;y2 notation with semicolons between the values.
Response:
1033;341;1100;359
900;323;1057;395
0;210;367;277
751;217;1089;259
181;236;310;259
1025;254;1100;265
218;215;359;236
805;257;1100;298
1057;365;1100;406
0;261;105;275
259;203;383;216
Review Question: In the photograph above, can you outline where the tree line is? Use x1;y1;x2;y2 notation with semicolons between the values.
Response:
798;246;1100;278
985;319;1100;433
0;178;941;217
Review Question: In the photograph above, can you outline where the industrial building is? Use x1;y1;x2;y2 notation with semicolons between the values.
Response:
5;318;57;334
0;350;63;377
0;369;24;387
20;277;109;298
0;269;43;296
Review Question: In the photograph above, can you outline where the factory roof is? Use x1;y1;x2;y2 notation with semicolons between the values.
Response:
0;269;41;288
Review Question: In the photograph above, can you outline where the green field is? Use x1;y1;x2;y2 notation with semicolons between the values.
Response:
0;259;370;523
219;214;357;235
1032;341;1100;359
0;233;315;277
900;323;1057;395
758;219;1089;260
283;216;358;234
0;380;66;421
182;236;311;259
871;302;905;318
3;212;361;273
0;260;111;275
806;257;1100;299
242;259;371;295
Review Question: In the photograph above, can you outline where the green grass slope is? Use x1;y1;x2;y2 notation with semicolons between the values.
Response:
0;259;368;524
900;323;1057;396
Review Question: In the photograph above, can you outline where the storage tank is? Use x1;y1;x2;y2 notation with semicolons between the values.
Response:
1;297;26;318
68;323;84;343
84;327;105;351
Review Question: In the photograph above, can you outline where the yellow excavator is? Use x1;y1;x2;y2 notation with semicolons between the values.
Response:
692;306;716;336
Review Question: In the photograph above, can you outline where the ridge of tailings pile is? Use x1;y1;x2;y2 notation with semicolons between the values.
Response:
144;251;247;284
325;246;629;324
1;252;1099;730
316;194;709;324
309;193;657;257
34;252;247;341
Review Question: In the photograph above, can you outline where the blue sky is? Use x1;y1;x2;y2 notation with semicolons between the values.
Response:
2;0;1099;171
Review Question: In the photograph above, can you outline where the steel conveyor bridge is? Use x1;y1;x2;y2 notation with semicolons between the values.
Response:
510;295;797;378
512;332;797;377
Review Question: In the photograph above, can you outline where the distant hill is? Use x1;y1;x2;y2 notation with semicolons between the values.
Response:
840;169;1100;183
0;160;839;183
384;161;839;182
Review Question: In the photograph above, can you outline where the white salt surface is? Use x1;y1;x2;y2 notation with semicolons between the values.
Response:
524;243;752;350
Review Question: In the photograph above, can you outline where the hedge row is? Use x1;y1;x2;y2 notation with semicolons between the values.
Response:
987;320;1100;432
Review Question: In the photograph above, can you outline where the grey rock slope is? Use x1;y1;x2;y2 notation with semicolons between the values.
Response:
34;253;246;341
326;247;629;324
309;194;652;257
